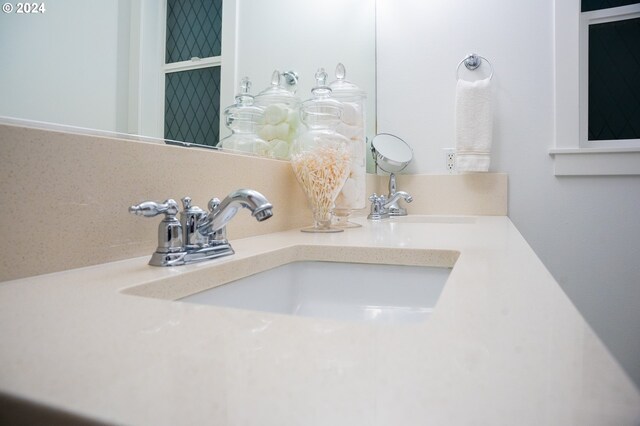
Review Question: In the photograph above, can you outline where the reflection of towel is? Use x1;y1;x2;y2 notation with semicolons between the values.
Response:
455;77;493;172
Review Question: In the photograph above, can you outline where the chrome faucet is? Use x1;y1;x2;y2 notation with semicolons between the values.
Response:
385;173;412;216
197;189;274;237
129;189;273;266
367;174;413;220
367;192;413;220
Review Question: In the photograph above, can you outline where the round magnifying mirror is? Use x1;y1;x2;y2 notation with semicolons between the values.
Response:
371;133;413;173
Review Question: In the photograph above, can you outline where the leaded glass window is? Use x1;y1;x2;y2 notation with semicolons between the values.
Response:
580;2;640;145
164;0;223;147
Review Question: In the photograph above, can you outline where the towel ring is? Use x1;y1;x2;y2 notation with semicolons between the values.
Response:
456;53;493;80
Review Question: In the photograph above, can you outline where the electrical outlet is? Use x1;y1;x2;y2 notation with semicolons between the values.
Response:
444;148;456;174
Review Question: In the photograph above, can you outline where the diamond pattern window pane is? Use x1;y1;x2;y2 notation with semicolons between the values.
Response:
588;17;640;140
582;0;639;12
165;67;221;146
166;0;223;63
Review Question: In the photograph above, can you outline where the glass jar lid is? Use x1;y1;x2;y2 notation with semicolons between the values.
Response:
300;68;344;129
223;77;263;132
328;63;366;100
254;70;301;107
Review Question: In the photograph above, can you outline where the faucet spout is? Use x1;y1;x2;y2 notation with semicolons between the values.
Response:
199;189;273;236
384;190;413;209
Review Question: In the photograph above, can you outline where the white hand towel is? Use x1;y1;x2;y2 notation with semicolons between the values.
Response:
455;77;493;172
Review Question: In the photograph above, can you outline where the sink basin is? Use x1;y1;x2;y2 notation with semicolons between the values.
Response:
179;261;451;324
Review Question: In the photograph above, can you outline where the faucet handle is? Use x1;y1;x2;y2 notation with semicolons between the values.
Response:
367;193;389;220
181;196;193;210
180;197;208;248
129;199;184;263
208;198;221;213
181;196;206;217
368;193;386;206
129;199;179;218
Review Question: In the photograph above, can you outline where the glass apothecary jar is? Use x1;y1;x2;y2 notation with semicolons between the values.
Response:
254;70;302;160
219;77;269;156
291;69;351;233
328;63;367;228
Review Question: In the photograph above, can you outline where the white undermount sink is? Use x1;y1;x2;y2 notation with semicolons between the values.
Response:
179;261;451;325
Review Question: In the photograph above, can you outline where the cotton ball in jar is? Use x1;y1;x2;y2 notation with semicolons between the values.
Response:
287;108;300;129
259;124;277;141
264;104;287;125
274;122;290;140
340;102;362;125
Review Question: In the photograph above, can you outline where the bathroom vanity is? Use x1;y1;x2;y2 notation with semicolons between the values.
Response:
0;123;638;424
1;215;639;425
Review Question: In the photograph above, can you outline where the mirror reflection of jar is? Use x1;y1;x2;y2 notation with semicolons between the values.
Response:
328;63;367;228
291;69;351;233
219;77;269;156
254;70;302;160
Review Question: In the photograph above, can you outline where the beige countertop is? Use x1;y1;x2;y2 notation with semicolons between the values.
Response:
0;216;638;425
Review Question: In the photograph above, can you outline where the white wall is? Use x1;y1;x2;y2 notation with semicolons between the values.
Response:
377;0;640;387
0;0;131;132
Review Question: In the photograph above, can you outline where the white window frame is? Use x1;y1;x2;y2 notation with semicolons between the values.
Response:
550;0;640;175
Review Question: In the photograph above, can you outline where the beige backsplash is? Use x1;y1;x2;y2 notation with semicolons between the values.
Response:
368;173;508;216
0;123;506;281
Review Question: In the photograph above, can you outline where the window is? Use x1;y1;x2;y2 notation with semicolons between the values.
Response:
551;0;640;175
163;0;224;147
579;2;640;148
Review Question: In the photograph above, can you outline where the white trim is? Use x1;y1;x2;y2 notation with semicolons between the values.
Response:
549;149;640;176
127;1;142;135
552;0;640;176
158;0;168;138
581;4;640;23
550;147;640;155
130;1;166;139
127;1;165;139
163;57;222;73
219;0;238;140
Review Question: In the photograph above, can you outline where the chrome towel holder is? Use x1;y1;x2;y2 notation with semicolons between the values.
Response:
456;53;494;80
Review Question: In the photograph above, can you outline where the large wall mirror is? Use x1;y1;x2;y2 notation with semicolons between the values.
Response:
0;0;376;154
